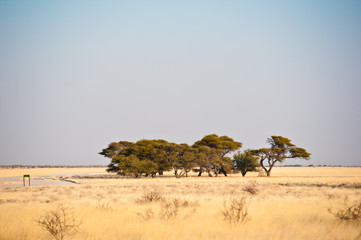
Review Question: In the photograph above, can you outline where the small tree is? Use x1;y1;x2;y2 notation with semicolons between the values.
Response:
233;150;260;176
164;143;197;178
105;139;172;177
173;144;197;178
194;146;220;177
193;134;242;176
252;136;311;176
34;204;80;240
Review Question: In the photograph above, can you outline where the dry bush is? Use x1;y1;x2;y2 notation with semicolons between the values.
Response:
96;200;113;211
159;199;180;220
136;190;163;204
159;198;198;220
136;197;198;221
137;208;154;221
328;196;361;221
169;198;199;208
34;204;81;240
325;193;337;200
243;181;258;195
222;193;249;225
257;167;267;177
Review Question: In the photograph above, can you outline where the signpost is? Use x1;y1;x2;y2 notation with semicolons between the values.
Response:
23;175;30;186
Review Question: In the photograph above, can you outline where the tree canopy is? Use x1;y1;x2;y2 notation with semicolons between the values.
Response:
99;135;310;178
233;150;260;177
251;136;311;176
193;134;242;176
106;139;172;177
100;134;242;178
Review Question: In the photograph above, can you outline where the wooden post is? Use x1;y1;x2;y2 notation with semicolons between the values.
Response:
23;175;30;186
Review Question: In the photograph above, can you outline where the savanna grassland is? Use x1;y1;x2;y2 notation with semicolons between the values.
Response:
0;167;361;240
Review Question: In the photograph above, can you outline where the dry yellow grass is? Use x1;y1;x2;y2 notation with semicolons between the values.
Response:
0;167;106;178
0;167;361;239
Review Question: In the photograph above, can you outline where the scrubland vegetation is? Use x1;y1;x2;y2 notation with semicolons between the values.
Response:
100;134;310;178
0;167;361;239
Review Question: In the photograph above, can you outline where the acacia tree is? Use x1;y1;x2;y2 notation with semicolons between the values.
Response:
252;136;311;177
166;143;197;178
233;150;260;177
99;141;133;159
194;146;220;177
193;134;242;176
111;155;158;178
100;134;242;178
104;139;172;177
129;139;171;175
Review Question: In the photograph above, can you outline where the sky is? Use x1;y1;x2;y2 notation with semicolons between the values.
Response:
0;0;360;166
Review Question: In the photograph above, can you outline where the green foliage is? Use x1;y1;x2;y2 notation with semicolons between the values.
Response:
99;141;133;159
193;134;242;158
105;139;173;177
253;136;311;176
101;134;242;178
193;134;242;176
111;155;158;178
99;135;309;179
128;139;172;174
172;144;197;178
233;150;260;176
193;146;220;177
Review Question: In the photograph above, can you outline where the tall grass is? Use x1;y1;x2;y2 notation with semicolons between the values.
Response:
0;167;361;239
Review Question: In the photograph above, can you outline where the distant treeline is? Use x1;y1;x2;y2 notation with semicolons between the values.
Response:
100;134;311;178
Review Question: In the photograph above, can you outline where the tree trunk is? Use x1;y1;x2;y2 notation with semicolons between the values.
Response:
219;167;227;176
175;171;185;178
260;159;270;177
266;163;275;177
260;163;274;177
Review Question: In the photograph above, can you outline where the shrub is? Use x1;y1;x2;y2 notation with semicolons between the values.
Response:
136;190;163;204
328;196;361;221
137;208;154;221
242;181;258;195
96;200;113;211
159;200;179;220
257;167;267;177
233;150;260;177
136;196;198;221
34;204;81;240
222;193;249;225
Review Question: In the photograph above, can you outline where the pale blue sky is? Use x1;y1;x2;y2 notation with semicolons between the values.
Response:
1;0;360;166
